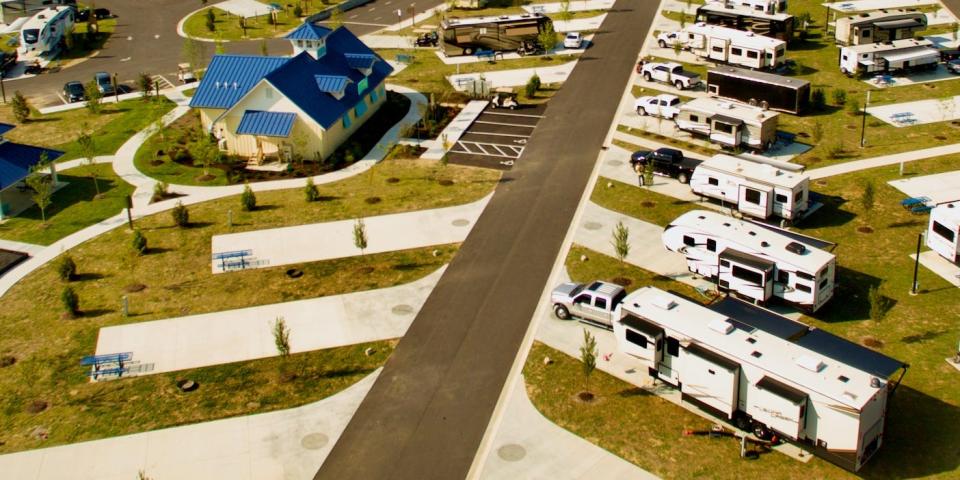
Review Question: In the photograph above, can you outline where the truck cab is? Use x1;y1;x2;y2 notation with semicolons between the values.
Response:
551;280;626;329
635;94;682;119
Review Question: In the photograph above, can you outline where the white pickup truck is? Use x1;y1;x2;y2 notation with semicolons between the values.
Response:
641;62;702;90
635;94;682;119
551;280;626;330
656;31;691;49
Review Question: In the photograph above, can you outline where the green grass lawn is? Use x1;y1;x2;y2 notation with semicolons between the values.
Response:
616;125;720;157
182;2;341;41
591;176;700;227
0;164;134;246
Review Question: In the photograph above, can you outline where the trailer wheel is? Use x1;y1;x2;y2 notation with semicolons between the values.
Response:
554;304;571;320
658;39;667;48
463;47;475;56
735;415;752;431
678;172;690;184
643;72;652;82
753;423;773;440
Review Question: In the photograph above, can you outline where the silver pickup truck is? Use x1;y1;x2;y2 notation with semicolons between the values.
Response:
551;280;626;329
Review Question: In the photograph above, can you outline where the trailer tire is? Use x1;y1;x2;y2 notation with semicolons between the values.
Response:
554;304;571;320
753;423;773;440
463;47;475;56
658;39;667;48
735;414;752;431
643;72;652;82
678;172;690;184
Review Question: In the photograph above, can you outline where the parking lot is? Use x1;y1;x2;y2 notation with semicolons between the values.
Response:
447;103;547;170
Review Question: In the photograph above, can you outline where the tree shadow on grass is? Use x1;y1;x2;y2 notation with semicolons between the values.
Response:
79;308;114;318
73;272;105;282
809;266;888;323
13;173;125;222
797;194;856;229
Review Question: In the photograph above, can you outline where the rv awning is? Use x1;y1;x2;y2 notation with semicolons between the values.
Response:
621;313;663;338
720;248;774;272
712;114;744;126
879;47;939;64
873;18;923;29
756;376;807;404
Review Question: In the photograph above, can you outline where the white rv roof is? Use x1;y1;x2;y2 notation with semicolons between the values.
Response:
667;209;835;272
620;287;887;410
698;3;793;21
879;46;940;63
933;201;960;225
842;38;932;54
685;23;787;49
699;154;809;189
442;13;545;27
22;6;70;31
680;97;779;125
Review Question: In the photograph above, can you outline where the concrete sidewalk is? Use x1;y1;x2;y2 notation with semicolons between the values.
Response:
806;143;960;180
448;61;578;91
420;100;488;159
522;0;615;13
210;195;490;272
0;371;380;480
96;267;445;375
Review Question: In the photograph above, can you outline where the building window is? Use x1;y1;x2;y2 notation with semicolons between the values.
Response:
355;99;368;118
666;337;680;357
342;114;351;129
796;271;814;281
708;177;719;186
744;188;762;205
712;46;724;53
317;45;327;58
819;277;829;290
371;88;379;103
626;329;648;348
932;221;955;242
795;191;803;202
732;265;763;285
715;122;734;134
690;114;700;123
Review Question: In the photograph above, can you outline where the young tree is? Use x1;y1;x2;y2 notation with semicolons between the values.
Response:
62;286;80;318
57;254;77;281
868;283;890;321
538;22;558;56
525;73;540;98
812;120;824;145
171;201;189;227
579;329;597;398
672;40;683;58
26;169;53;223
861;180;875;212
131;229;148;255
205;8;216;32
214;38;225;54
84;81;103;114
304;177;320;202
329;6;344;29
77;128;100;196
611;221;630;264
260;39;269;56
240;183;257;211
138;72;153;100
557;0;572;22
11;91;30;123
353;218;368;255
273;316;291;357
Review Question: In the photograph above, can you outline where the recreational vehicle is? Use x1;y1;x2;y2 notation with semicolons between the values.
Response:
707;66;810;114
685;23;787;69
839;38;939;76
835;9;927;46
613;286;907;471
927;200;960;264
675;97;780;151
690;154;810;220
709;0;788;15
439;13;552;56
18;5;74;55
696;3;794;41
662;209;836;311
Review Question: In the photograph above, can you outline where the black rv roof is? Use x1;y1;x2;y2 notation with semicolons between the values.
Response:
719;248;774;272
708;67;810;90
795;328;907;379
743;218;836;251
708;296;809;340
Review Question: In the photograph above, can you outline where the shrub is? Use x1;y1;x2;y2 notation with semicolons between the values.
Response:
61;286;79;317
11;92;30;123
812;120;823;144
293;4;303;17
152;181;169;202
847;97;861;116
525;78;537;98
240;184;257;211
811;88;826;111
171;201;189;227
57;255;77;281
131;229;148;255
868;284;890;321
304;177;320;202
138;72;154;100
861;180;875;211
832;88;847;106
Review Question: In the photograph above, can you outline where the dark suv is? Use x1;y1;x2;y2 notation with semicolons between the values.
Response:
629;147;701;184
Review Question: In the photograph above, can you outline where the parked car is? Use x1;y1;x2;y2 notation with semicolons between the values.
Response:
0;51;17;75
656;31;690;49
94;71;114;95
563;32;583;49
640;62;702;90
629;147;701;184
635;93;681;118
93;7;112;19
947;59;960;74
76;8;90;22
551;280;626;329
415;31;438;47
62;81;85;102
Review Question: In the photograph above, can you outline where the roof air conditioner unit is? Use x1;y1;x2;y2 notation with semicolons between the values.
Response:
708;318;735;334
651;295;677;311
796;354;825;372
785;241;806;254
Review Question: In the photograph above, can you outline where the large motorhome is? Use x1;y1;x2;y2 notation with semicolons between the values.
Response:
675;97;780;151
696;3;794;41
707;66;810;114
709;0;787;14
927;200;960;264
685;23;787;69
613;287;908;472
662;209;836;311
835;9;927;46
839;38;939;76
18;5;74;56
439;13;552;56
690;154;810;220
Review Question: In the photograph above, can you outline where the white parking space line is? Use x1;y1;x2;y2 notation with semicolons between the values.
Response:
455;141;523;159
482;111;545;119
450;147;519;159
468;131;530;138
56;92;68;105
474;120;536;128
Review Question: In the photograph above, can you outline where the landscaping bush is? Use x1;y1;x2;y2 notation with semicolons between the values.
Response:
57;255;77;281
832;88;847;106
304;177;320;202
293;4;303;17
205;8;216;32
525;73;541;98
11;92;30;124
847;97;861;116
152;181;170;202
131;229;148;255
240;184;257;211
811;88;826;111
61;286;79;318
171;201;189;227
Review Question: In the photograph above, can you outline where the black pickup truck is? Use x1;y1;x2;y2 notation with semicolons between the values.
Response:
629;147;701;184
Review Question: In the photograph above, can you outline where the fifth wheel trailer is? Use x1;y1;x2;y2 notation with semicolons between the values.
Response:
839;38;939;76
662;209;836;311
696;3;794;41
684;23;787;70
927;200;960;264
706;66;810;114
613;286;908;472
690;154;810;220
675;97;780;151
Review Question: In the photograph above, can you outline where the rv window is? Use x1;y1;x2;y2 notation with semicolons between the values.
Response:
683;235;696;247
819;277;829;290
709;177;719;186
731;47;743;56
842;55;848;61
747;51;759;59
744;188;762;205
708;85;719;94
795;191;803;202
690;114;700;123
707;239;717;252
626;329;648;348
862;29;871;38
594;297;607;310
754;4;763;10
796;271;814;281
775;193;788;203
720;260;730;267
732;265;764;285
777;270;788;283
666;337;680;357
712;46;724;53
656;338;663;351
766;52;773;60
932;221;956;242
715;122;734;134
795;283;812;293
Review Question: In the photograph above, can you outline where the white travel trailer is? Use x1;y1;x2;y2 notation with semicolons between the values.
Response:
663;209;836;311
927;200;960;264
839;38;939;76
690;154;810;221
18;5;74;56
613;287;908;472
675;97;780;151
685;23;787;69
834;9;927;46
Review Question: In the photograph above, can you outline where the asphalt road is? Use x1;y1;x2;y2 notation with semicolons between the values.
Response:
9;0;442;105
315;2;659;479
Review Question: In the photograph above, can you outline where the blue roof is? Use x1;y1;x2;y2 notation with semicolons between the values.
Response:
188;55;290;109
0;142;64;189
236;111;297;137
285;22;332;40
345;53;377;70
0;123;15;137
314;75;351;94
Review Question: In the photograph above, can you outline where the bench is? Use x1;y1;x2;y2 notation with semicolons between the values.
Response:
900;196;931;209
81;352;133;366
455;76;477;88
911;204;933;215
475;49;502;62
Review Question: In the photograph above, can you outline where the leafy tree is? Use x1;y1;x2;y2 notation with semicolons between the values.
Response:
525;73;540;98
205;8;216;32
832;88;847;106
293;4;303;17
869;283;891;321
84;81;103;114
57;255;77;281
579;329;598;398
538;22;558;56
131;229;148;255
152;181;169;203
861;180;875;212
353;218;368;255
26;169;53;223
611;221;630;264
847;96;861;116
240;184;257;211
273;316;291;357
61;286;80;318
138;72;153;100
77;128;100;196
304;177;320;202
811;88;826;111
171;201;189;227
672;40;683;58
11;91;30;123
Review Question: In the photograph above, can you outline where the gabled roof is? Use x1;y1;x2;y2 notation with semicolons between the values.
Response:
314;75;352;94
345;53;377;70
189;55;290;109
0;142;64;190
0;123;15;137
236;111;297;137
285;22;332;40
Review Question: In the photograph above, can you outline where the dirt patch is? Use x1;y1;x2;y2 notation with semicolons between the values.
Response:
815;179;828;186
935;135;947;141
364;196;382;205
576;391;596;402
641;201;657;208
150;160;164;166
356;266;375;274
0;355;15;368
846;125;857;130
386;177;400;184
25;400;48;414
857;226;874;234
862;336;884;348
438;179;455;186
611;277;632;287
124;283;147;293
195;174;216;182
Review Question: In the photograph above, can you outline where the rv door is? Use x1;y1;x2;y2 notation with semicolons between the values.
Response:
738;183;773;219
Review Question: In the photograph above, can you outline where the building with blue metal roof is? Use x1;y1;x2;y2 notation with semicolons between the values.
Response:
188;24;392;165
0;123;64;220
